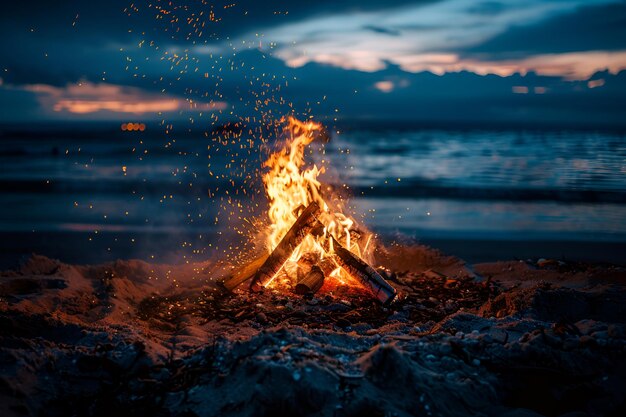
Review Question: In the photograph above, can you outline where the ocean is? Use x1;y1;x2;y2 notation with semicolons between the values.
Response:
1;122;625;267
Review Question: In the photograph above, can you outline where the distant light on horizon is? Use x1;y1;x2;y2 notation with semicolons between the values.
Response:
512;86;529;94
121;123;146;131
374;81;394;93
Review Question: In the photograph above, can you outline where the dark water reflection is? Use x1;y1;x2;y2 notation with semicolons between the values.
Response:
331;129;625;193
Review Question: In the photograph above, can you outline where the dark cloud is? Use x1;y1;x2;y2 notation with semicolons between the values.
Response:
4;47;625;128
284;59;626;127
0;1;434;44
466;1;508;16
0;86;43;122
464;3;626;58
0;0;436;87
362;25;401;36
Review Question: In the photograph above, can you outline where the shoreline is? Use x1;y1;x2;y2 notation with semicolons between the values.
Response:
1;230;624;269
1;248;625;417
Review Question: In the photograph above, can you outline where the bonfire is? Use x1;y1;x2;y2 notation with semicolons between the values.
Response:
221;117;396;304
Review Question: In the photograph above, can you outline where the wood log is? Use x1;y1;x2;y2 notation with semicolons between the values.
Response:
250;202;321;292
294;252;321;281
318;256;338;276
220;254;269;291
294;265;325;295
331;236;397;304
310;220;325;238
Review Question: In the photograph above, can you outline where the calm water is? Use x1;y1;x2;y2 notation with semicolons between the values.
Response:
1;123;625;265
333;128;626;240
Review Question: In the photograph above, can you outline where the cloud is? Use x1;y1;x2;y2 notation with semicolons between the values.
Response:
465;1;508;16
0;1;430;47
362;25;401;36
254;0;618;76
18;81;227;117
394;51;626;80
279;45;626;81
52;99;181;114
1;0;622;93
2;48;626;127
504;51;626;80
465;2;626;57
225;50;626;127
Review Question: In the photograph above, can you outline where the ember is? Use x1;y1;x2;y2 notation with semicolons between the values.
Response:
224;117;396;303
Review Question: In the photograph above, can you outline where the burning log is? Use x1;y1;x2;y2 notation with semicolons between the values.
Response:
250;202;322;292
331;236;397;304
295;265;325;295
221;254;269;291
317;256;338;276
290;252;320;281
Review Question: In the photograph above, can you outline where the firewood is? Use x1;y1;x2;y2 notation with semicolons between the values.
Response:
250;202;322;292
221;254;269;291
295;265;325;295
318;256;338;276
294;252;321;281
330;236;397;304
310;220;325;238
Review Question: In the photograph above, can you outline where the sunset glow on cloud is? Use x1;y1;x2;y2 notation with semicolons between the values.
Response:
259;0;626;79
283;49;626;80
392;51;626;80
21;82;227;116
52;99;181;114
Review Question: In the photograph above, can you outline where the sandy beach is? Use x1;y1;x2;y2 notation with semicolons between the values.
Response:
2;245;625;417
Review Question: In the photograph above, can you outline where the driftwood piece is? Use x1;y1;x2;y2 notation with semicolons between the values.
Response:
250;202;321;292
331;236;397;304
295;265;325;295
221;254;269;291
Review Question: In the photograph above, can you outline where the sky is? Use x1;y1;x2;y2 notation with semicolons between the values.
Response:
1;0;625;126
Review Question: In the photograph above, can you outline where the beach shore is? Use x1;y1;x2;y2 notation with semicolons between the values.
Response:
1;230;624;269
2;245;625;416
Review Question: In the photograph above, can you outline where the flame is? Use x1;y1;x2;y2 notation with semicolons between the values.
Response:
262;116;373;289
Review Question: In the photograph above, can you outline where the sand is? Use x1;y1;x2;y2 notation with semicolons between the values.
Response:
1;245;625;417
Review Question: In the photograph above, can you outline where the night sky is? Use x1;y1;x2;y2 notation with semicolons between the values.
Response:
1;0;626;126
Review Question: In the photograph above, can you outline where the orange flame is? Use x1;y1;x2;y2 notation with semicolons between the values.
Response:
262;117;374;289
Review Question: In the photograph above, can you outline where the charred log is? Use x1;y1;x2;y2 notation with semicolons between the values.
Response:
250;202;321;292
294;252;321;281
294;265;325;295
331;236;397;304
317;256;338;276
